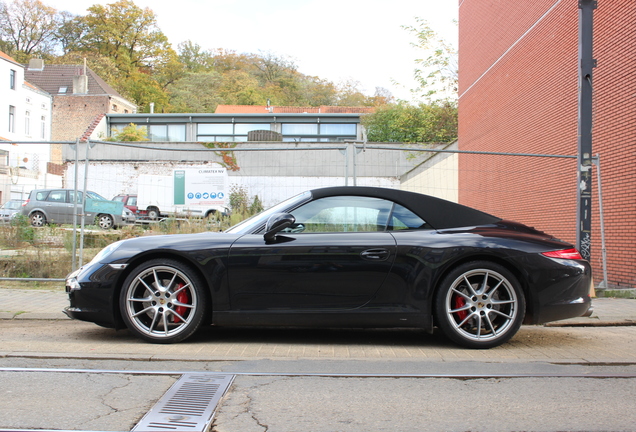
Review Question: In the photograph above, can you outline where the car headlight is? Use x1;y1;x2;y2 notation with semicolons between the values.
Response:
67;276;82;292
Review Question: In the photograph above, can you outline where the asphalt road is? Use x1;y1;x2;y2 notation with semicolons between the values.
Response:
1;319;636;431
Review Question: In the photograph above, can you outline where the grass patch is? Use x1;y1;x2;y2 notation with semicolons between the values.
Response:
0;210;251;287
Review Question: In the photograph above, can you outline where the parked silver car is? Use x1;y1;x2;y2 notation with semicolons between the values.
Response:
20;189;135;229
0;200;25;223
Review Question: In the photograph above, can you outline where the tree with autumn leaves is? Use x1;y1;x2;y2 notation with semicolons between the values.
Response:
0;0;457;143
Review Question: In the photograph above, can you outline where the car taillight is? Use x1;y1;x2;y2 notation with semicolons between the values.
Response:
541;248;583;260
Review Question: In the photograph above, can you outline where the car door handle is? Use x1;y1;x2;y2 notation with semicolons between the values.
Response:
360;249;390;261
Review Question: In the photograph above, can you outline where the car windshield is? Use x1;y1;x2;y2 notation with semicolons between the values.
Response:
2;201;21;210
86;191;107;201
225;191;312;235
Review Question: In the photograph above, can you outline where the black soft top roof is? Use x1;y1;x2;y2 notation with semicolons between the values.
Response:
310;186;501;230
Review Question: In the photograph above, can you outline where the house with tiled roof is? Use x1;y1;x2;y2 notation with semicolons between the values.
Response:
0;51;56;202
24;59;137;163
215;104;375;114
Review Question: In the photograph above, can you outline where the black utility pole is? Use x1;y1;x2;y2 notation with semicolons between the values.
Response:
576;0;597;260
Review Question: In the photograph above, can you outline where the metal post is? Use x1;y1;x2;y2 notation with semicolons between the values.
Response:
71;140;79;271
352;142;358;186
342;145;349;186
576;0;597;260
593;154;608;289
78;140;94;267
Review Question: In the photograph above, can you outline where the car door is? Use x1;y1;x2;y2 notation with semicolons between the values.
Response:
42;190;71;224
227;196;397;311
67;191;88;225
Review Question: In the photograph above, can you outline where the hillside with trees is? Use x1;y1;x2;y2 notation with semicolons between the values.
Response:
0;0;457;142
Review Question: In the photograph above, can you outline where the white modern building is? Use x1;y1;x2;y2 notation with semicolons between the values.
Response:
0;51;57;202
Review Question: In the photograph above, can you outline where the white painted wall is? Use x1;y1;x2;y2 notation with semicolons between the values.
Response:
0;52;56;201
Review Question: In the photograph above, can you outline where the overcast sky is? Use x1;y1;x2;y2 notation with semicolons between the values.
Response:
44;0;458;102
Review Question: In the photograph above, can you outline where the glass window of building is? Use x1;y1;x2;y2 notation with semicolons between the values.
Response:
148;124;186;142
234;123;271;134
8;106;15;133
198;124;233;135
281;124;318;135
197;123;243;142
320;124;356;136
24;111;30;135
10;69;16;90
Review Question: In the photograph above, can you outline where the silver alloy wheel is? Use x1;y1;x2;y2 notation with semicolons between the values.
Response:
97;214;114;229
443;268;519;344
147;208;159;220
30;212;45;227
123;264;199;340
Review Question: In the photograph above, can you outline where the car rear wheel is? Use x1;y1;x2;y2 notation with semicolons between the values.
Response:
120;259;207;343
30;211;46;227
97;214;114;229
147;207;160;220
434;261;525;349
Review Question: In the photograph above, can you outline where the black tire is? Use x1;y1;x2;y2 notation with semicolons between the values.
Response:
97;214;114;229
434;261;525;349
30;211;46;227
119;259;208;343
147;208;160;220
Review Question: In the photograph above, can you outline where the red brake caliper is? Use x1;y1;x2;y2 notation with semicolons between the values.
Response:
453;295;468;322
173;283;190;323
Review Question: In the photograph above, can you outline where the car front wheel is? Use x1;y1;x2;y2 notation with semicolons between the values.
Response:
30;211;46;227
119;259;207;343
434;261;525;349
97;214;114;229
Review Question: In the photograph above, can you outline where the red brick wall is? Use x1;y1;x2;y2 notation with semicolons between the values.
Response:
52;95;110;142
458;0;636;288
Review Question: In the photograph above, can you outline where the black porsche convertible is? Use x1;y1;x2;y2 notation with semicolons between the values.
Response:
65;186;593;349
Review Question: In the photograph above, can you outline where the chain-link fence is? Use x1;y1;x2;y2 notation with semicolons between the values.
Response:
1;140;606;285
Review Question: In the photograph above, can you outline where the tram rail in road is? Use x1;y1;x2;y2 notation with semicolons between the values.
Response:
2;366;636;432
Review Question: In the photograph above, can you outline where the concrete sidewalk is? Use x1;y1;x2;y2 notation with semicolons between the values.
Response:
1;288;634;325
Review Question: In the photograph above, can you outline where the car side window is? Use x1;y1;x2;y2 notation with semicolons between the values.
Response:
35;191;49;201
69;191;83;204
287;196;394;233
389;204;432;230
46;191;67;203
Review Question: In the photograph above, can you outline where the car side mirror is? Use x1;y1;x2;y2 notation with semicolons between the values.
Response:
264;213;296;242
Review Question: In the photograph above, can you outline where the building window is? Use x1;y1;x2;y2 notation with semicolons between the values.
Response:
10;69;16;90
147;124;186;142
8;106;15;133
58;86;67;94
196;123;272;142
197;123;233;141
198;124;233;135
280;123;356;142
281;124;318;135
320;124;356;135
234;123;270;134
40;115;46;139
25;111;30;136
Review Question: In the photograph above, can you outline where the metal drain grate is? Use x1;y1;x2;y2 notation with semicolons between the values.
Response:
132;373;234;432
